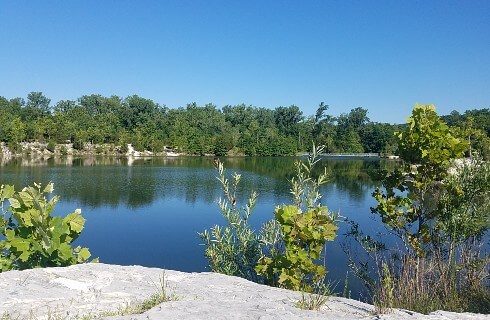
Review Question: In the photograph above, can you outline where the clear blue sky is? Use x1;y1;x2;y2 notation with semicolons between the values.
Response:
1;1;489;123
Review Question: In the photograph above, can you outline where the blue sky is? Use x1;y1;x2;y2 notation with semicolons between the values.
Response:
0;1;489;123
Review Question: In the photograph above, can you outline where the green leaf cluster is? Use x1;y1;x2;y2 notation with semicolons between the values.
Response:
398;104;468;180
0;182;92;271
256;205;337;291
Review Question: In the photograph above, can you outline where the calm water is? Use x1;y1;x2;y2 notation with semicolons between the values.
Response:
0;156;398;297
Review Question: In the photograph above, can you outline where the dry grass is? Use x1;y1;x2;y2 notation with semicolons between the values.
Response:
374;249;489;315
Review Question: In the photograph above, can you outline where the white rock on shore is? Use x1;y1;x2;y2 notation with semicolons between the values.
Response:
0;263;486;320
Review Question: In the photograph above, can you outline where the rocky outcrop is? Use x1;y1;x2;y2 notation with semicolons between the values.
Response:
0;142;13;164
0;263;486;320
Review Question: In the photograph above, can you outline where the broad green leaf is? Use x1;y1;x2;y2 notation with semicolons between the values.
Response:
1;185;15;199
10;237;30;253
77;247;91;262
58;243;73;261
64;210;85;233
8;198;21;209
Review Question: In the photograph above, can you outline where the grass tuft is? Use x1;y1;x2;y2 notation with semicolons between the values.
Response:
104;271;176;316
294;281;333;311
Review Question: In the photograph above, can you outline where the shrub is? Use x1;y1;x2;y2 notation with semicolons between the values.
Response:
199;161;265;282
119;143;129;154
151;139;165;153
59;145;68;155
0;182;92;271
6;142;21;154
438;158;489;246
256;205;337;291
255;145;338;292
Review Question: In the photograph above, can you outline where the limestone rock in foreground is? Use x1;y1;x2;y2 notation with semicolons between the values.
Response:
0;263;486;320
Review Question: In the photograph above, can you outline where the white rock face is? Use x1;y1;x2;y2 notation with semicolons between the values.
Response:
0;263;486;320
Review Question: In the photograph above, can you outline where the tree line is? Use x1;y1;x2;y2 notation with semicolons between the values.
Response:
0;92;488;157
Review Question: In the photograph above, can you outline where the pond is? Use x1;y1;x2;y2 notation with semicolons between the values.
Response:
0;156;399;298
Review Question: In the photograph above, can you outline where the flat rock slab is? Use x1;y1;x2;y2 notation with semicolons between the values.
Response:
0;263;487;320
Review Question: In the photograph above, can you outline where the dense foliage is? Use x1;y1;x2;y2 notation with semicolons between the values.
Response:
1;92;488;157
0;92;401;156
0;182;92;271
443;109;490;160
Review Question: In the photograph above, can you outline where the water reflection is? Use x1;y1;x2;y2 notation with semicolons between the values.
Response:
0;156;394;208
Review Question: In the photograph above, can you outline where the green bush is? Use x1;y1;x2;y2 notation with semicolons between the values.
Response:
6;142;21;154
351;105;490;314
0;183;92;271
256;205;337;291
119;143;129;154
151;139;165;153
201;144;338;292
256;145;338;292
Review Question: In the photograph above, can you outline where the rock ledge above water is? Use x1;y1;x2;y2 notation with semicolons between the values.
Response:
0;263;486;319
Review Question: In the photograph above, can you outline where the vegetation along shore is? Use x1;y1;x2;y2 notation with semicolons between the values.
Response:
0;93;489;159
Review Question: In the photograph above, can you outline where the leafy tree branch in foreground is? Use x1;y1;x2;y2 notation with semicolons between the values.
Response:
0;182;93;271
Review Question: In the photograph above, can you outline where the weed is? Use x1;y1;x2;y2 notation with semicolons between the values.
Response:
295;280;333;311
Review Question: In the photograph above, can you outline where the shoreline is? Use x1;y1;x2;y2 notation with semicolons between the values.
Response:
1;142;398;161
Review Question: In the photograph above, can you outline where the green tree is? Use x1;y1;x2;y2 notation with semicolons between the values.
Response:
274;105;303;137
372;104;468;256
24;91;51;120
360;123;397;154
7;117;26;146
